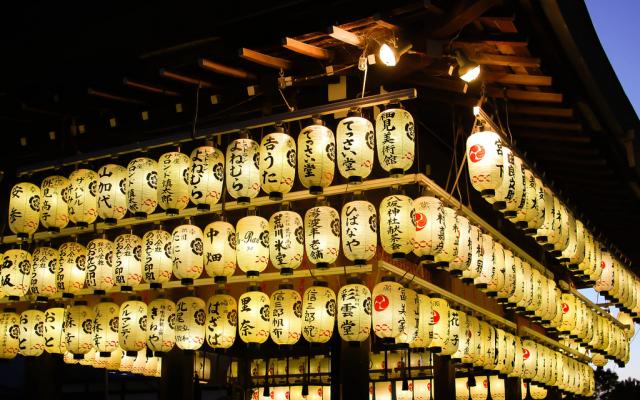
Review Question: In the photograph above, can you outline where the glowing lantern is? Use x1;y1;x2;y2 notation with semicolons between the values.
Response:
336;113;374;183
226;138;260;204
434;207;458;268
93;299;120;355
337;279;371;344
114;233;143;289
302;282;336;343
118;351;135;372
43;307;66;354
497;249;515;303
462;225;483;284
508;157;528;224
172;223;204;283
65;301;95;357
8;182;41;238
203;220;237;282
449;215;472;276
19;309;45;356
617;311;635;339
466;130;504;197
341;200;377;265
146;297;176;354
66;169;98;227
142;229;173;288
411;292;432;350
504;154;526;218
190;144;224;211
441;308;462;356
259;128;296;200
595;250;614;294
206;291;237;349
269;210;304;274
0;310;20;359
96;164;128;223
85;238;115;294
79;348;96;366
396;287;420;346
175;296;206;350
144;356;160;377
127;157;158;218
376;107;415;176
131;348;147;374
270;284;302;345
298;121;335;194
474;234;493;290
238;287;270;345
118;298;147;354
30;246;59;299
429;297;451;353
534;187;555;245
371;278;405;341
521;339;538;380
40;176;69;232
305;205;340;268
158;151;191;214
1;249;32;298
236;215;269;277
411;196;444;264
63;351;79;365
486;240;505;297
380;194;414;259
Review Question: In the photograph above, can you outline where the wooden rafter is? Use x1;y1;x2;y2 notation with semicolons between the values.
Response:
507;105;573;118
198;58;257;80
486;87;562;102
510;119;582;131
159;69;214;88
469;53;540;67
513;131;590;143
282;37;332;60
123;78;181;97
482;72;552;86
327;25;363;47
431;0;502;38
239;48;292;70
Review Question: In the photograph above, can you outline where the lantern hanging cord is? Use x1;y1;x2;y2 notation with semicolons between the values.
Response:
278;87;295;113
191;84;202;140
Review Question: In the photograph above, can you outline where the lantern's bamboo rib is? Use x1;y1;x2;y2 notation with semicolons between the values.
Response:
0;264;372;305
518;326;591;363
558;281;625;329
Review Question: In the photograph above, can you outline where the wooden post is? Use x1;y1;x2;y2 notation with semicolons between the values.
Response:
160;349;195;400
338;336;370;399
24;352;57;399
505;377;522;400
431;269;456;400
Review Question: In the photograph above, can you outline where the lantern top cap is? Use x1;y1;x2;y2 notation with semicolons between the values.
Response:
2;307;17;313
346;276;363;285
381;275;396;283
247;284;261;292
312;280;328;287
73;300;88;306
347;108;363;118
278;283;294;290
128;295;142;301
99;297;114;303
214;287;228;295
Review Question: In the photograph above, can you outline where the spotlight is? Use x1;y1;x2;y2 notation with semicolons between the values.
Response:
379;41;413;67
455;50;481;82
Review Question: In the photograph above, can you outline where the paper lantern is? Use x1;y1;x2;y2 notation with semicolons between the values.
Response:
474;234;494;290
617;311;635;339
63;351;79;365
305;205;340;268
450;215;472;276
85;238;115;294
0;310;19;359
190;145;224;211
40;175;69;231
521;339;538;380
119;299;147;353
226;138;261;204
337;280;371;344
396;287;420;346
508;157;529;222
269;210;304;274
487;240;505;296
434;207;458;268
30;246;59;298
144;355;160;377
96;164;128;223
79;348;96;366
259;128;296;200
131;348;147;374
302;283;336;343
8;182;41;238
1;249;32;298
341;200;377;265
411;196;444;264
158;151;191;214
18;309;45;357
146;297;176;354
43;307;66;354
298;122;335;194
372;278;405;341
142;229;173;287
380;195;414;258
270;285;302;345
172;224;204;282
236;215;269;277
534;187;555;245
127;157;158;218
463;225;483;283
507;256;525;308
175;296;206;350
410;292;432;350
466;130;504;197
441;308;462;356
118;351;136;372
497;249;515;303
203;220;237;282
523;176;546;233
206;291;237;349
595;250;614;294
429;297;451;353
238;288;270;345
376;107;415;176
336;113;374;183
66;169;98;227
504;154;526;217
65;301;95;356
93;299;120;355
114;233;143;289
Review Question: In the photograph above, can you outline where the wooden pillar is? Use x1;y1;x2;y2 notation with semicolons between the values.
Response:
25;352;57;399
505;377;522;400
160;349;194;400
338;336;370;399
431;269;456;400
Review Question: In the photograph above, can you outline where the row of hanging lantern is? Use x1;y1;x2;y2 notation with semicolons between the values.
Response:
62;347;162;377
251;386;331;400
466;129;639;314
451;377;551;400
7;106;415;239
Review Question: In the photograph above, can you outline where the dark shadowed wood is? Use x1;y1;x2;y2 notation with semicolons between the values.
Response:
239;48;292;70
199;58;257;80
283;37;332;60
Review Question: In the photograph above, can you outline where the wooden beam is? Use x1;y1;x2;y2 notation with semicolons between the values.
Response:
123;78;181;97
486;87;562;103
198;58;257;80
477;16;517;33
510;119;582;131
513;131;590;143
282;37;332;60
535;156;607;166
239;47;292;70
470;53;540;67
482;72;552;86
158;69;213;88
453;34;529;48
327;25;363;47
507;104;573;118
87;88;144;105
431;0;502;38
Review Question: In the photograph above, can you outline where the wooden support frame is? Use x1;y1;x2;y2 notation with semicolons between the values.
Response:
159;68;214;88
327;25;363;47
87;88;144;105
239;47;292;70
282;37;332;60
485;87;563;103
123;78;181;97
198;58;257;80
469;53;541;67
481;72;552;86
509;119;582;131
507;105;573;118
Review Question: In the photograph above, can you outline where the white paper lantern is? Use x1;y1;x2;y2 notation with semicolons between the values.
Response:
226;138;261;204
396;287;420;346
119;299;147;354
236;215;269;277
449;215;472;276
337;280;371;344
238;288;270;345
158;151;191;214
508;158;529;224
96;164;128;223
411;196;444;264
502;154;525;217
269;211;304;274
206;291;237;349
142;229;173;287
411;292;433;350
429;297;451;353
85;238;115;293
490;147;516;212
521;340;538;380
43;307;66;354
466;130;504;197
298;122;335;194
380;194;414;258
1;249;32;298
203;220;237;282
434;207;458;268
131;348;147;374
302;283;336;343
372;278;405;341
65;301;95;356
93;300;120;355
146;297;176;354
617;311;635;338
595;250;614;294
259;129;296;200
376;107;415;176
66;169;98;227
336;113;374;183
30;246;59;298
0;310;20;359
175;296;206;350
19;309;45;356
190;145;224;211
305;205;340;268
40;175;69;231
8;182;41;237
127;157;158;218
118;351;136;372
462;225;483;283
172;224;204;282
270;285;302;345
114;233;143;289
487;240;505;296
341;200;377;265
474;234;494;290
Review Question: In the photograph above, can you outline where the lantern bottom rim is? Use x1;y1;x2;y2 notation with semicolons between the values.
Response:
433;261;448;269
47;227;61;233
315;262;329;269
246;271;260;278
269;192;283;201
62;292;75;299
76;222;89;228
391;253;406;260
35;295;48;302
196;204;211;212
492;201;506;211
419;255;435;264
7;295;20;301
164;208;180;216
99;352;111;357
214;276;228;284
461;278;474;285
73;354;85;360
389;168;405;178
309;186;324;195
104;217;118;225
236;196;251;205
486;291;497;298
353;259;368;265
125;351;138;357
514;221;528;230
150;282;163;289
180;278;194;286
120;286;134;293
279;268;293;276
504;211;517;218
475;283;488;289
480;189;495;198
133;212;148;220
348;176;363;184
93;289;106;295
